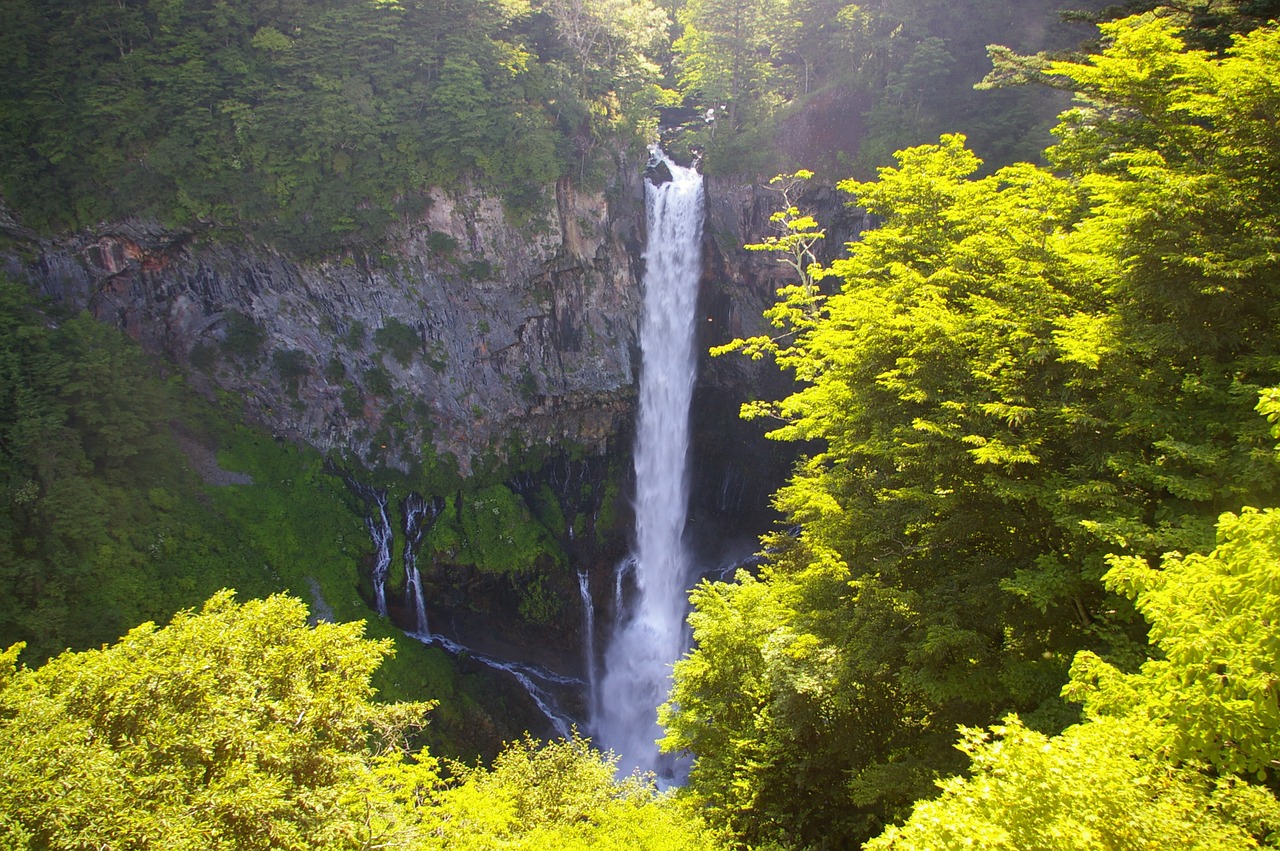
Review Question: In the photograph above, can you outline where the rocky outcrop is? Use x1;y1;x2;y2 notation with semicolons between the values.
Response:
685;175;872;542
3;165;648;472
1;158;863;492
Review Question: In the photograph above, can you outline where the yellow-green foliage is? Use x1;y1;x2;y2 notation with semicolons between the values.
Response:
0;593;717;850
668;15;1280;849
0;592;433;850
868;715;1274;850
425;735;718;850
870;502;1280;849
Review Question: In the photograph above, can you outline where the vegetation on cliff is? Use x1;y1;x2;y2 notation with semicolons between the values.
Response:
1;0;1121;255
6;4;1280;850
0;0;670;254
0;276;580;760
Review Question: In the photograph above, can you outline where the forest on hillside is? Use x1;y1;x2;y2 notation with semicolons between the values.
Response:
5;0;1280;849
666;9;1280;846
4;0;1104;254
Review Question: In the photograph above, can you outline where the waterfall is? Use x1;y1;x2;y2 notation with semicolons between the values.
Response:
345;478;580;739
417;633;581;739
403;493;443;635
595;151;703;775
614;554;635;615
578;570;597;718
365;488;393;618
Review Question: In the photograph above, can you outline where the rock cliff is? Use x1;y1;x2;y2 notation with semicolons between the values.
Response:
2;161;861;497
3;165;648;474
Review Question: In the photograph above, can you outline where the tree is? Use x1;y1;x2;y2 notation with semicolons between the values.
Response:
666;137;1102;849
423;734;717;850
674;0;781;130
665;17;1280;848
0;590;715;850
869;497;1280;849
0;591;434;849
710;169;829;365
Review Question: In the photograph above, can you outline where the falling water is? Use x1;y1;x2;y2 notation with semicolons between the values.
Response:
348;479;581;738
403;493;443;635
596;151;703;775
613;555;635;625
577;570;597;718
416;632;581;739
365;489;393;617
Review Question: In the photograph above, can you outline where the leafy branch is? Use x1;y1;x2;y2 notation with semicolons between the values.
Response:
711;170;831;368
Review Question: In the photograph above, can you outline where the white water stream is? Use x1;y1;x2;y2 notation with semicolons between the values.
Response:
578;570;598;719
365;489;393;618
403;493;441;635
354;153;706;763
595;153;704;776
413;630;582;739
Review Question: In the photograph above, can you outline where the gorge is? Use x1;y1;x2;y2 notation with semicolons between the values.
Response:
8;3;1280;848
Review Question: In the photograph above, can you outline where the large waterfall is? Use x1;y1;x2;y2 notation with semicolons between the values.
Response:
595;153;704;776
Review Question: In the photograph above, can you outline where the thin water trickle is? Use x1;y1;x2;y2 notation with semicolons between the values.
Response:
365;489;393;618
577;570;597;719
413;631;582;739
595;151;703;776
403;493;442;635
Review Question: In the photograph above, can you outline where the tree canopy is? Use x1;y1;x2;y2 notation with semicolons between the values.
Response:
664;13;1280;849
0;0;671;254
0;591;715;850
0;591;432;849
870;502;1280;849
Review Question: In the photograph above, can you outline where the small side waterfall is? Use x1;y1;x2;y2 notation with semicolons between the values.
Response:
345;476;582;738
419;633;581;739
365;488;393;617
402;493;443;635
578;570;597;718
595;152;704;775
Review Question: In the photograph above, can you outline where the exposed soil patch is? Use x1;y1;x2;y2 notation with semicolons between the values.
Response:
171;423;253;487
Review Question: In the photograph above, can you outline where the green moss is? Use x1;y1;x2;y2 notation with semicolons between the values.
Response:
516;573;561;626
220;310;264;362
428;484;564;576
271;348;309;393
341;383;364;416
427;230;459;255
363;365;392;397
188;343;217;371
344;320;367;349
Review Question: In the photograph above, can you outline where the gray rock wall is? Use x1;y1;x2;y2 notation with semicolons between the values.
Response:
3;167;648;473
2;163;861;481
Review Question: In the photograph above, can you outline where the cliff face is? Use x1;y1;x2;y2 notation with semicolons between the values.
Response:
686;175;869;546
2;160;860;493
2;160;863;727
3;166;648;474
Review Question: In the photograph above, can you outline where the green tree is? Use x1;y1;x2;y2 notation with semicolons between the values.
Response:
0;591;434;849
869;498;1280;849
0;591;717;850
674;0;781;130
665;16;1280;849
424;734;718;850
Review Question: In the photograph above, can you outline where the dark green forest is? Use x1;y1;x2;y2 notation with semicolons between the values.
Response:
5;0;1280;848
3;0;1108;253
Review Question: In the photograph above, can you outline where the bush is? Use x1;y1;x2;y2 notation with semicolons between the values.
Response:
374;318;421;366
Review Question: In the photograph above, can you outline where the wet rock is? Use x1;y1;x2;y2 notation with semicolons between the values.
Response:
645;158;673;186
